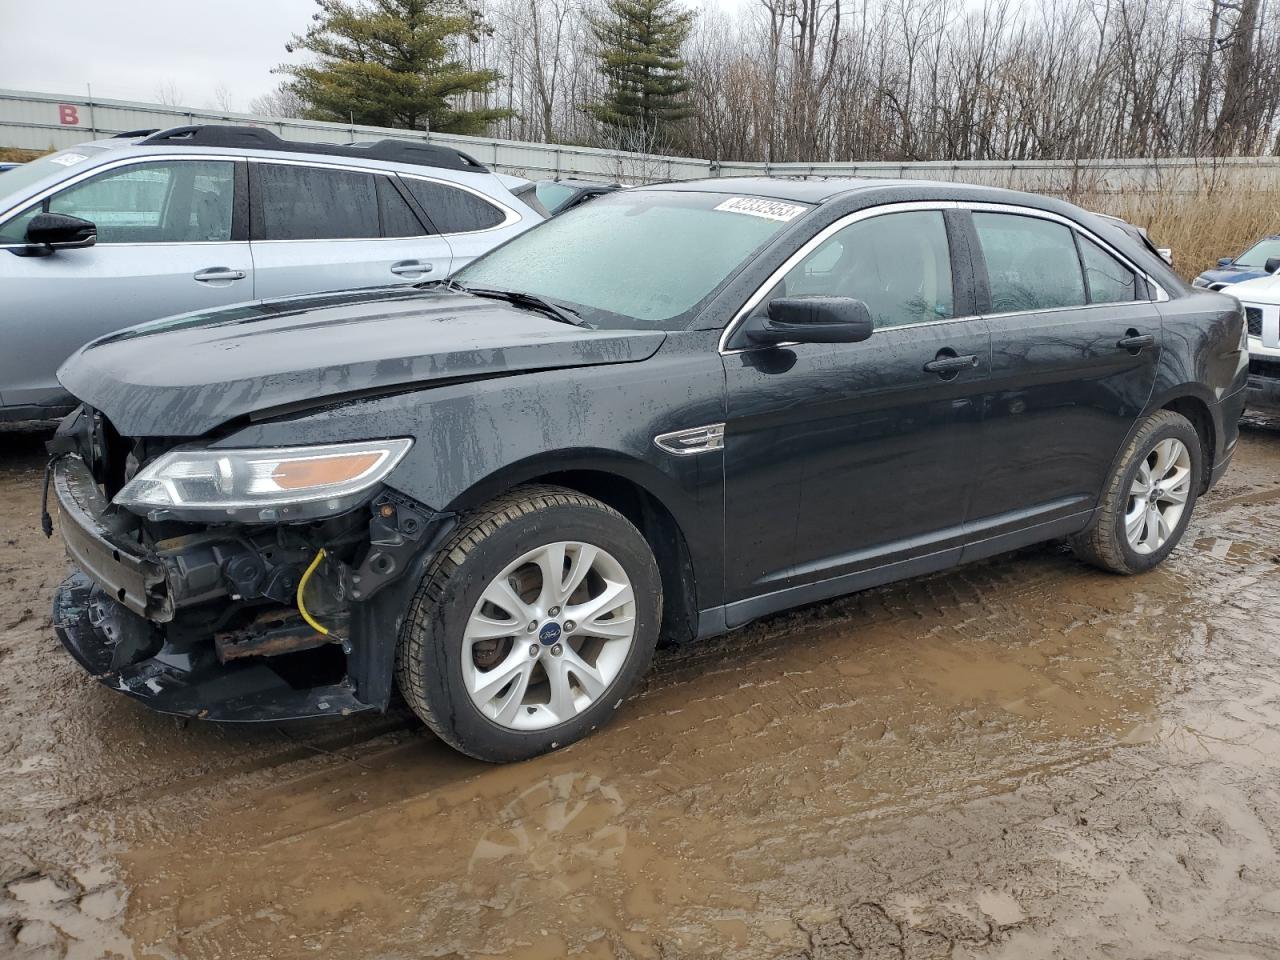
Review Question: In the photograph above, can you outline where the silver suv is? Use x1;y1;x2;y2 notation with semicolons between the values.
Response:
0;125;543;422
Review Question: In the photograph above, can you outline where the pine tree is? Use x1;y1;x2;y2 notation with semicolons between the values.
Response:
589;0;696;143
280;0;511;135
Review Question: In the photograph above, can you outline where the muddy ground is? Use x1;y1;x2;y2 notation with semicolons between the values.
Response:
1;420;1279;960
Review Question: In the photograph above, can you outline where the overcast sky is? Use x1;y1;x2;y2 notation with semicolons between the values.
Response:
0;0;319;110
0;0;743;113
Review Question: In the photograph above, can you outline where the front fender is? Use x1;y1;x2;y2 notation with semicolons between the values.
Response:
217;329;728;605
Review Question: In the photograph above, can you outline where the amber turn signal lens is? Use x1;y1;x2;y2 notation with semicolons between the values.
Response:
271;452;381;490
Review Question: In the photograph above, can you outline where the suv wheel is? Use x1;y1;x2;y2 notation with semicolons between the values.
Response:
1071;410;1202;574
395;485;662;762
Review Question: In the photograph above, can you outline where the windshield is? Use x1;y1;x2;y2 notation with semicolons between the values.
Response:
455;190;811;330
535;181;579;214
0;146;108;207
1234;238;1280;268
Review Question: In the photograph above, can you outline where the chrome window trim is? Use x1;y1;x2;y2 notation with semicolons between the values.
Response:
0;153;243;247
961;201;1169;303
398;171;521;236
719;201;963;355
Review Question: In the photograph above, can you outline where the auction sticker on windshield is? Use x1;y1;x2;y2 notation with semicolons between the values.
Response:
714;197;807;222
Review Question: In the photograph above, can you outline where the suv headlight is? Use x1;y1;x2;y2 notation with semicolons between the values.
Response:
1192;277;1209;289
114;438;413;521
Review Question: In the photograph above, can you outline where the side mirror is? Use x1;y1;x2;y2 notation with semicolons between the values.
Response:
1266;257;1280;275
25;213;96;253
746;297;874;346
1217;257;1234;267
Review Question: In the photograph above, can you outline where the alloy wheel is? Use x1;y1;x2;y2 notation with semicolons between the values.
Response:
462;541;637;731
1124;437;1192;555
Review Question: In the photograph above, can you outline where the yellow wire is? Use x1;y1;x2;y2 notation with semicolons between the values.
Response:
296;548;331;637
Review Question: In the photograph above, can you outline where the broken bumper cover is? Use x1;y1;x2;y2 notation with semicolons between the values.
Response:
50;456;377;722
53;571;373;721
53;454;172;621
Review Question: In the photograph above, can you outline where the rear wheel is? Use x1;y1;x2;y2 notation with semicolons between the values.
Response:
1071;410;1201;574
395;485;661;762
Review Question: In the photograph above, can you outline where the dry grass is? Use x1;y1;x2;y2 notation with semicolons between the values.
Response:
1081;190;1280;282
0;147;48;164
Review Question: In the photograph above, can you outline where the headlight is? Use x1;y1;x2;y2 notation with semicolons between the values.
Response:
114;438;412;521
1192;277;1209;289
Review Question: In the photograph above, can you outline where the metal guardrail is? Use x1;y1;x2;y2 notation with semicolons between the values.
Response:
5;88;1280;192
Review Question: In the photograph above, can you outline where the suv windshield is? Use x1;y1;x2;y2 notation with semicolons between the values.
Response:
455;190;811;330
1235;238;1280;268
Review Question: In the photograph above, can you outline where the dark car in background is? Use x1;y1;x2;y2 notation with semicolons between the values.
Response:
1193;234;1280;290
47;177;1247;763
535;177;622;215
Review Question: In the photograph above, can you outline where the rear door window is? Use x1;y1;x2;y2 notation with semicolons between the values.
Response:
0;160;235;244
403;178;508;233
973;212;1087;312
256;163;379;240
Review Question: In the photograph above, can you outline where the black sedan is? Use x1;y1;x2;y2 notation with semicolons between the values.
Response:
47;178;1248;762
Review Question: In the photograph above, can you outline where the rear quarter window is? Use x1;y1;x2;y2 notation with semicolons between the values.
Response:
403;178;508;233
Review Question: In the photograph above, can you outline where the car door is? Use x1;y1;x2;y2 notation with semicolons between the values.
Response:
249;161;453;299
720;204;991;625
399;174;524;272
0;156;250;414
964;207;1162;552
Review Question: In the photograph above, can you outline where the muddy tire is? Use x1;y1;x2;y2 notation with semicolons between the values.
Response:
1071;410;1202;575
395;484;661;763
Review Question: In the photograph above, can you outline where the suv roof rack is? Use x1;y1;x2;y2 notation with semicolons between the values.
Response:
113;128;160;139
137;125;488;173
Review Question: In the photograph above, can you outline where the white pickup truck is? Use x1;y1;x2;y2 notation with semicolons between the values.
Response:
1224;273;1280;415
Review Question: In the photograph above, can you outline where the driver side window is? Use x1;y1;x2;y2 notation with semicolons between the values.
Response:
0;160;235;245
756;210;955;329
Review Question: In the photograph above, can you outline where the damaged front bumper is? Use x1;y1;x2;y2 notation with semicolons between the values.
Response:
49;454;450;722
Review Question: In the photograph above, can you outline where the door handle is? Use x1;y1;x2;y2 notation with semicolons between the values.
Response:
390;260;433;276
923;354;979;376
1117;331;1155;353
193;267;246;282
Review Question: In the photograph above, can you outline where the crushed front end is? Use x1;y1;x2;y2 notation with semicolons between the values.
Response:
47;407;450;721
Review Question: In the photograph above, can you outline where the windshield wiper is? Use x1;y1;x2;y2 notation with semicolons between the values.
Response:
462;286;591;328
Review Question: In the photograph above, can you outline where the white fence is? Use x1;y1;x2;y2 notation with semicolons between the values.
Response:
5;88;1280;194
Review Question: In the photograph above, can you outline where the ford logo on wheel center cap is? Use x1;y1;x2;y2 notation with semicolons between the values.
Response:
538;622;562;646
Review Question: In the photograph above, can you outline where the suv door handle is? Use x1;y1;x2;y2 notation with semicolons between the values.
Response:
923;354;980;376
193;267;246;282
1117;331;1156;352
390;260;433;276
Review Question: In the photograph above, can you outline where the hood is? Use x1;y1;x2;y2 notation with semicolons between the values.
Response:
1197;265;1268;286
1220;272;1280;303
59;287;666;437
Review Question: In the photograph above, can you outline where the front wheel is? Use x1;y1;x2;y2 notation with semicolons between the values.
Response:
1071;410;1202;574
395;485;662;762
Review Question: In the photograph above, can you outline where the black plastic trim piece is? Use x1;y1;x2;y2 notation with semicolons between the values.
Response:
138;125;488;173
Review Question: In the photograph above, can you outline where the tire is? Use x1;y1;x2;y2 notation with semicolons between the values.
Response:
395;484;662;762
1071;410;1202;575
